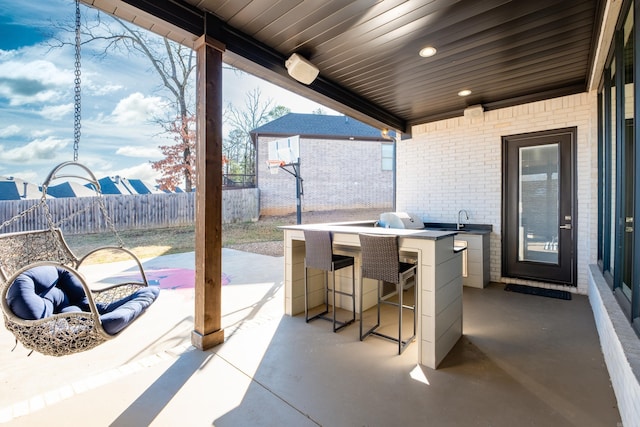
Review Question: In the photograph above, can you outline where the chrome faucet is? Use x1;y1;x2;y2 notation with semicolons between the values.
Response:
457;209;469;230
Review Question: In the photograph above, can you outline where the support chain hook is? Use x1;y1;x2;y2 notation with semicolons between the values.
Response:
73;0;81;161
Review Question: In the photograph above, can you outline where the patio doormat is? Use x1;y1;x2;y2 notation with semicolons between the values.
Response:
504;283;572;300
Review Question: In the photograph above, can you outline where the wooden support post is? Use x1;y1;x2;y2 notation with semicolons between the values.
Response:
191;34;226;350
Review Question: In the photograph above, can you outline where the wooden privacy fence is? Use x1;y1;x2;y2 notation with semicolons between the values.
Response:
0;188;260;234
0;188;260;235
0;192;195;235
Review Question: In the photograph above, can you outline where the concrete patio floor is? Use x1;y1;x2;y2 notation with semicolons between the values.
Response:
0;249;622;426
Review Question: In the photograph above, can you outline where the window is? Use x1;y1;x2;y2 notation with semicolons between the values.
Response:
598;0;640;334
381;143;394;171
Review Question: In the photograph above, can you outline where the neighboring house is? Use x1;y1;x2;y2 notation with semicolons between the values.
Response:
251;113;394;216
46;181;99;198
98;176;163;195
0;176;164;200
0;177;44;200
0;181;21;201
127;178;159;195
98;176;132;195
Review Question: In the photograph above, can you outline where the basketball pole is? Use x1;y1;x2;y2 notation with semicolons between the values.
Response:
294;162;302;225
278;160;303;224
268;135;302;224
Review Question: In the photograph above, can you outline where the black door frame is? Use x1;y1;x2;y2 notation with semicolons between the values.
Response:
501;127;577;286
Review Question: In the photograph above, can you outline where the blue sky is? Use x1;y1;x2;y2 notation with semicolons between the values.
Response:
0;0;328;185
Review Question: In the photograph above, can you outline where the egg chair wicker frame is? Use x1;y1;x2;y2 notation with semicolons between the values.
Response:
0;162;152;356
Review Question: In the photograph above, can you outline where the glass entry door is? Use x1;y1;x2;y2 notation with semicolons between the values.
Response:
502;128;576;285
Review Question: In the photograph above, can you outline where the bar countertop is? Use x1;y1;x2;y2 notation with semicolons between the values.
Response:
280;220;458;241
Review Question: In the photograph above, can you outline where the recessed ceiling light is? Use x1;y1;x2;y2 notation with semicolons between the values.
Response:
419;46;437;57
458;89;472;97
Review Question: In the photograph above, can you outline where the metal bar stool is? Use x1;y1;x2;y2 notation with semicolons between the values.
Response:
304;229;356;332
358;233;417;354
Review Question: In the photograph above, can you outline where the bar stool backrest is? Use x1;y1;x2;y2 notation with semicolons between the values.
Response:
303;229;333;271
359;233;400;284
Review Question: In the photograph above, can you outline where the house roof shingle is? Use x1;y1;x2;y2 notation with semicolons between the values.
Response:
0;181;22;201
46;182;97;198
250;113;384;141
0;177;44;200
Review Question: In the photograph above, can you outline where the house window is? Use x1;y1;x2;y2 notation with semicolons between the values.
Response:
597;0;640;334
381;143;394;171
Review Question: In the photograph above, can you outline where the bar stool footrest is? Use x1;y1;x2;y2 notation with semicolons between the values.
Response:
306;309;329;323
369;330;416;354
309;311;356;332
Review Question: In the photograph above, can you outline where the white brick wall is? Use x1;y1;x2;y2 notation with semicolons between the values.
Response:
397;92;596;294
589;266;640;427
258;136;393;215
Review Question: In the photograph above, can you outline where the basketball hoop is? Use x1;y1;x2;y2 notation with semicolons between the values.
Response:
267;159;284;174
265;138;303;224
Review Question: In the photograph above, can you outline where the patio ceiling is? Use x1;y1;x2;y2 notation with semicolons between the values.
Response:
83;0;604;134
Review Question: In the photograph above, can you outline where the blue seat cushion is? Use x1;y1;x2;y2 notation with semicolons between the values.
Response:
97;287;160;335
7;266;89;319
7;266;159;335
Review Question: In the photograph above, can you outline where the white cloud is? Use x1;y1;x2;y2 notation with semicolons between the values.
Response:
31;129;52;137
0;59;70;106
0;169;39;183
39;103;73;120
111;162;160;182
0;136;69;162
0;124;21;137
0;84;62;106
116;145;162;158
0;59;70;85
90;83;124;96
110;92;169;125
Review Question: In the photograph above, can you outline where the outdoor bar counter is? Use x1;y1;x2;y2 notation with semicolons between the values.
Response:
281;221;464;369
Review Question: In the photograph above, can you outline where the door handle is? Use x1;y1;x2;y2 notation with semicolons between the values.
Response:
559;224;572;230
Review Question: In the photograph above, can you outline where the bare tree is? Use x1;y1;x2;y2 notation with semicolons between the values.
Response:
52;5;290;189
50;6;197;190
223;129;246;175
224;88;290;177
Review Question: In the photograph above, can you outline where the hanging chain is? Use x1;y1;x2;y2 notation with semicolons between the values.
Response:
2;163;125;250
46;192;125;248
73;0;81;161
96;193;126;248
0;200;44;232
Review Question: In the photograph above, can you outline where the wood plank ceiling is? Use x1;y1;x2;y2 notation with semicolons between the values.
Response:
86;0;603;134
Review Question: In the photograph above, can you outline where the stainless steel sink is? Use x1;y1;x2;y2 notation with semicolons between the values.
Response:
422;222;492;234
424;227;469;233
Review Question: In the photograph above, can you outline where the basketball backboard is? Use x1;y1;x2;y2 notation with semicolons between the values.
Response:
268;135;300;165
